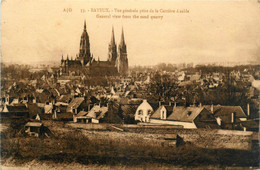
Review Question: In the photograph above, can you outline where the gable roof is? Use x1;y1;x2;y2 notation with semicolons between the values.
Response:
136;100;153;113
77;111;88;117
166;106;205;122
6;104;28;112
151;106;163;119
151;105;174;119
67;97;84;109
204;105;222;113
165;105;174;115
58;95;73;103
213;106;246;118
86;105;108;119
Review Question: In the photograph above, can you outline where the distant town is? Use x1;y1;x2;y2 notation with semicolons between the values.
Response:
1;21;259;168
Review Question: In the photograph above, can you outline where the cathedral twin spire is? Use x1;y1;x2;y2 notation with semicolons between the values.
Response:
108;26;128;75
111;26;116;45
61;20;128;75
108;26;127;64
84;20;86;31
110;26;126;47
120;27;126;47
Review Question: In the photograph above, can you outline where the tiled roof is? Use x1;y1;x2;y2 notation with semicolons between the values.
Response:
86;105;108;119
213;106;246;118
77;111;88;117
166;106;204;122
205;105;247;123
151;106;163;119
68;97;84;109
151;105;174;119
6;104;28;112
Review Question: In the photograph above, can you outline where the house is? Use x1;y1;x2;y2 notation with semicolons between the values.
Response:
53;112;73;121
152;105;174;120
25;122;44;137
66;97;85;114
73;105;108;123
73;111;88;123
189;73;201;82
150;106;219;129
1;104;29;119
134;100;154;122
240;119;259;132
54;102;69;113
205;105;248;130
177;72;185;81
44;102;53;114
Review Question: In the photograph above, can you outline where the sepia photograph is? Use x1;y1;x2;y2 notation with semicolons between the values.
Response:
0;0;260;169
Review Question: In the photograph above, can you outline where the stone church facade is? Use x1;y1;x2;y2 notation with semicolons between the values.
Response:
60;21;128;76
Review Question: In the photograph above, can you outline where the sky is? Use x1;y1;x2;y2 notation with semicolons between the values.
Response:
1;0;260;66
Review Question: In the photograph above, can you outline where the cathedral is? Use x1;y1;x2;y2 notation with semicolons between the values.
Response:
60;21;128;76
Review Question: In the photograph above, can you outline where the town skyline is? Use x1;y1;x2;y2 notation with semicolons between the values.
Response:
1;1;259;168
1;0;260;66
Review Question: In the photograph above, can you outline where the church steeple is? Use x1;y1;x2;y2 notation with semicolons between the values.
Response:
120;27;126;47
108;26;117;64
84;20;86;31
79;20;91;65
117;27;128;76
111;26;115;45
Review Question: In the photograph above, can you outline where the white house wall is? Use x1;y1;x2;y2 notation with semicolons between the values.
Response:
150;119;197;129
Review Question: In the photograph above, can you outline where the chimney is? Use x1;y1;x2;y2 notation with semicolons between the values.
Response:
247;103;250;117
199;103;202;108
174;102;177;108
88;104;91;111
231;112;236;123
169;102;171;106
210;104;214;113
159;101;161;107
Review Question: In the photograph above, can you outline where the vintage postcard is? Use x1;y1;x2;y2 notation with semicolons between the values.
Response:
1;0;259;169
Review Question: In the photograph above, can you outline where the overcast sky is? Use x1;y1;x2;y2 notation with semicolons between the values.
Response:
1;0;260;66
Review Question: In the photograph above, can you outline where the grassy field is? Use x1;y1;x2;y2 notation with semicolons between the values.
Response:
1;120;259;169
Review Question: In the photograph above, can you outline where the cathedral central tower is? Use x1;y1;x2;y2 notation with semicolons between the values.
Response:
60;21;128;76
79;20;91;65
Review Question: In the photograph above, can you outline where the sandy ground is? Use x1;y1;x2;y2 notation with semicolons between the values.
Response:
1;157;257;170
1;164;256;170
0;123;9;132
0;159;183;170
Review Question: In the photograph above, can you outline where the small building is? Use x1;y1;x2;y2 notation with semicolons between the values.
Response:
205;105;248;130
25;122;44;137
73;105;108;124
44;102;53;114
150;106;219;129
1;104;29;119
73;111;88;123
66;97;85;114
134;100;154;122
160;134;183;147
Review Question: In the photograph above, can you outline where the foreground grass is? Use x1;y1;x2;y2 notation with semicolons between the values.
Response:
1;127;259;168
